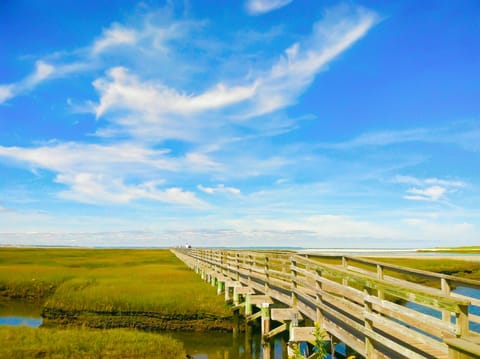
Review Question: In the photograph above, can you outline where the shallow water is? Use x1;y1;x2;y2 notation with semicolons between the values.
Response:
0;300;43;327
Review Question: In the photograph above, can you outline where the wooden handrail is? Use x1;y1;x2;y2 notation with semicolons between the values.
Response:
173;248;480;358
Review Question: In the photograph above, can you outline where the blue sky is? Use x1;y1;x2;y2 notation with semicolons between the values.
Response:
1;0;479;248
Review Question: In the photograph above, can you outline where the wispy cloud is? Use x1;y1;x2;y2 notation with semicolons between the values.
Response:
198;184;241;195
393;175;465;202
404;186;447;201
0;61;54;104
94;66;257;118
57;173;207;207
0;4;380;214
0;143;210;207
92;24;138;54
245;0;293;15
0;85;14;104
393;175;465;188
244;5;379;117
317;122;480;152
90;4;378;143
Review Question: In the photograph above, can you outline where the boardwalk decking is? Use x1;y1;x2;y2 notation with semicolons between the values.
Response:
172;248;480;359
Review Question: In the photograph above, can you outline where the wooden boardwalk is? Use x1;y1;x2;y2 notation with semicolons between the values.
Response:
172;249;480;359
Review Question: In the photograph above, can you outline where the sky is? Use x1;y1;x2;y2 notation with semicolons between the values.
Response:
0;0;479;248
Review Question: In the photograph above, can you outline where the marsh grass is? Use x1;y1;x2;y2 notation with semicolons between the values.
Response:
0;326;186;358
370;257;480;281
0;248;231;325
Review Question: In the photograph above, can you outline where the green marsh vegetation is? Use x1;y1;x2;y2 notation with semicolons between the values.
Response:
417;246;480;254
0;248;231;330
371;257;480;281
0;326;186;358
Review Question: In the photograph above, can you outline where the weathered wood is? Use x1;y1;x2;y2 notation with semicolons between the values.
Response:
266;323;288;339
261;302;270;339
290;326;316;342
246;310;262;322
248;295;274;305
234;286;255;295
270;308;303;321
172;248;480;359
366;294;457;338
445;337;480;359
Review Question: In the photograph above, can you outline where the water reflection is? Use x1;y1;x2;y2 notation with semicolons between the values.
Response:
170;329;288;359
0;300;43;327
0;316;42;327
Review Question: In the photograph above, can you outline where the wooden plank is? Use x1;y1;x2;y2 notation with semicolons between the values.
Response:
322;318;365;356
305;261;470;313
174;249;480;359
444;338;480;357
233;286;255;295
366;294;457;338
365;311;448;355
249;295;274;305
266;323;288;339
290;326;316;342
246;311;262;322
225;281;242;287
271;308;303;321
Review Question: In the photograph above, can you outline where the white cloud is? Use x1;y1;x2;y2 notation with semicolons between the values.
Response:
244;5;379;117
0;85;14;103
0;61;55;104
424;178;465;187
26;61;55;86
92;25;138;54
185;153;222;172
404;186;447;201
317;123;480;152
87;5;378;143
94;67;257;118
227;214;401;240
246;0;293;15
198;184;241;195
0;142;175;173
56;172;207;207
393;175;465;202
0;143;212;208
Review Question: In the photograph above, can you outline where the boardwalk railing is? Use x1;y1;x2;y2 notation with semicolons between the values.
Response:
172;248;480;359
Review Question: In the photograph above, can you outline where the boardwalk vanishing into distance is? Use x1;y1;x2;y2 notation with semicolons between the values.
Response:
172;248;480;359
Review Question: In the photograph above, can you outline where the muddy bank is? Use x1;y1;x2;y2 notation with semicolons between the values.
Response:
42;308;233;332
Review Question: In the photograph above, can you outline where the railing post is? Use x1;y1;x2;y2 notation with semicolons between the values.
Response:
291;256;298;308
342;256;349;287
236;252;240;280
261;302;272;359
364;289;375;358
315;270;324;328
442;278;452;322
456;304;469;337
261;302;271;339
377;264;385;299
245;294;252;316
248;254;253;286
264;255;270;294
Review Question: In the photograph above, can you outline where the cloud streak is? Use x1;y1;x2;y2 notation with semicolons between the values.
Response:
393;175;465;202
0;61;54;104
0;143;211;207
245;0;293;15
198;184;241;195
